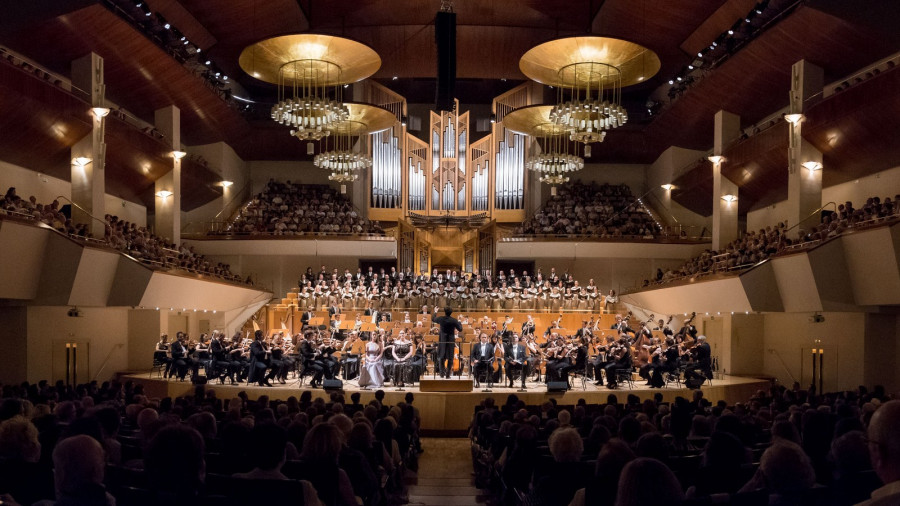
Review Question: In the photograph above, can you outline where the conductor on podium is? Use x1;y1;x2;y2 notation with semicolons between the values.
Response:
433;306;462;378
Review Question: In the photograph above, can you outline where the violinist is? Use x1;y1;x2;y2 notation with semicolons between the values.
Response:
544;334;570;383
604;336;632;389
638;336;660;384
169;332;193;381
648;337;679;388
504;333;528;388
300;331;326;388
591;335;616;386
683;335;712;387
557;335;588;386
340;331;361;380
249;330;271;387
155;333;172;379
277;333;295;383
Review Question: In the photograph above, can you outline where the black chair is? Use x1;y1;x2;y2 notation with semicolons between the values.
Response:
205;473;307;506
614;366;635;389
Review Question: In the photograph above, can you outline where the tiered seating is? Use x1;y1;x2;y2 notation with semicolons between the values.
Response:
222;180;384;236
515;181;661;238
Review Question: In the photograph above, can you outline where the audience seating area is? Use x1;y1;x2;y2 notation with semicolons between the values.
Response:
0;187;243;284
470;384;888;506
515;181;661;238
222;180;384;236
643;194;900;288
0;380;420;506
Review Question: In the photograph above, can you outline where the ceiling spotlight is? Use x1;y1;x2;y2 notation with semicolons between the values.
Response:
223;76;228;80
745;17;751;23
215;72;220;77
712;41;718;47
392;76;398;80
164;22;171;29
721;194;738;203
183;40;189;45
204;60;211;65
728;29;734;35
668;79;674;85
676;76;682;81
697;52;703;57
688;65;694;70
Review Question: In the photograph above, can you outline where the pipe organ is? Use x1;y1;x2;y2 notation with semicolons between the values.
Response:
371;128;402;208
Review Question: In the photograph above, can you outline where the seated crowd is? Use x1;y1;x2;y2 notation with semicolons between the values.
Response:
471;384;895;506
0;187;242;283
0;379;420;506
224;180;384;236
516;181;660;238
647;194;900;287
105;215;240;281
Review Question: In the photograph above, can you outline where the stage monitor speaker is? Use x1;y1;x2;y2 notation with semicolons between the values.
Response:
323;379;343;390
191;375;207;385
547;381;569;392
434;10;456;111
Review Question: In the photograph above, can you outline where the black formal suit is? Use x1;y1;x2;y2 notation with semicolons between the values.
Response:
301;310;316;327
610;322;633;334
605;346;632;388
328;306;341;318
471;341;495;386
504;343;528;387
248;339;269;385
433;313;462;377
684;341;712;385
300;340;325;386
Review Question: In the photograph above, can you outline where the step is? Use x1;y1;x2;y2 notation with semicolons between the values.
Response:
408;485;483;496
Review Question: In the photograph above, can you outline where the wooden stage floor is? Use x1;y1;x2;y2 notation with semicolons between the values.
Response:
120;372;770;434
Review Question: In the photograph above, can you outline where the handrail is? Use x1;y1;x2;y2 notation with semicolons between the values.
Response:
56;195;111;233
783;201;837;236
214;180;252;221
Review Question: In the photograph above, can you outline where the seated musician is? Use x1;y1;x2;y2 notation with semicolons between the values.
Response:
604;336;632;389
248;330;271;387
264;333;285;385
544;334;570;383
299;331;326;388
340;331;361;380
591;335;616;386
683;335;712;387
471;333;495;388
504;333;528;388
610;314;633;335
655;318;674;337
154;333;171;378
556;335;588;388
648;337;679;388
275;333;295;383
521;315;536;337
209;331;231;384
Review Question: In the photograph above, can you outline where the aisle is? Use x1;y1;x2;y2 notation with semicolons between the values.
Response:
407;438;492;505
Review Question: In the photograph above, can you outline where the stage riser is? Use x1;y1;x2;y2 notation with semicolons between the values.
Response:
121;374;769;432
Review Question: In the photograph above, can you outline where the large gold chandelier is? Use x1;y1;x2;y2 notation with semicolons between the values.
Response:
519;37;659;156
504;105;584;191
239;34;382;142
316;103;396;190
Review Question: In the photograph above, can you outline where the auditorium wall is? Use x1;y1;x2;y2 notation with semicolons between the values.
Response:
0;306;28;385
0;159;147;227
181;142;249;229
25;306;130;384
747;165;900;232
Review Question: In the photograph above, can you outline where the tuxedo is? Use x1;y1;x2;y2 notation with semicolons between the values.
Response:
472;342;495;386
684;342;712;385
610;321;633;334
248;339;269;385
505;343;528;387
301;311;315;327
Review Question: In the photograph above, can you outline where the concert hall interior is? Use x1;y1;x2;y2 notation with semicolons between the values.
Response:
1;1;900;504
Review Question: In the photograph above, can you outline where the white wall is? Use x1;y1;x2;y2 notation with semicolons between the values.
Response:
0;159;147;226
181;142;250;228
26;306;130;383
748;165;900;231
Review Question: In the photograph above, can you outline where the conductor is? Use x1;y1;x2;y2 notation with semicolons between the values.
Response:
433;306;462;378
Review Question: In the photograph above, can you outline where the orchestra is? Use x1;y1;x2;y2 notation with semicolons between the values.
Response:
151;266;718;391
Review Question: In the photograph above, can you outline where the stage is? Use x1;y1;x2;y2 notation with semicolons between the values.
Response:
120;371;770;434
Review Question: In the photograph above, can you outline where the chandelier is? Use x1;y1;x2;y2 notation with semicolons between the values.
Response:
239;34;382;141
504;105;583;190
315;120;373;176
519;37;660;155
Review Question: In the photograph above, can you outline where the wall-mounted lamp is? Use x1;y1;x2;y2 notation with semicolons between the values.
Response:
155;190;174;199
801;161;822;171
721;194;738;203
90;107;110;119
220;180;234;188
660;183;675;191
172;150;187;160
784;113;805;125
708;155;726;164
72;157;92;166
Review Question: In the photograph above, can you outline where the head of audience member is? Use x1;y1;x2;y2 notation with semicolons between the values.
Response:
754;441;817;495
301;422;343;464
248;423;288;472
867;399;900;485
0;416;41;462
830;430;872;480
145;425;206;497
548;427;583;463
53;434;108;503
615;457;683;506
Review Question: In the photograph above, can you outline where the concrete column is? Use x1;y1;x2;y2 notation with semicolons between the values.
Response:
70;53;108;238
787;60;824;234
154;106;182;242
711;110;741;251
